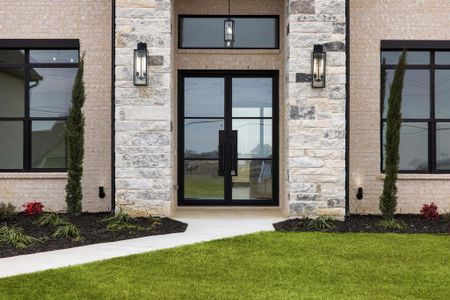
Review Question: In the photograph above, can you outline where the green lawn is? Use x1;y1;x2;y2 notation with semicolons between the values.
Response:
1;232;450;299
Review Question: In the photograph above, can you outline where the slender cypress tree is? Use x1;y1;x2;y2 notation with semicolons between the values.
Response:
380;50;407;221
65;54;85;215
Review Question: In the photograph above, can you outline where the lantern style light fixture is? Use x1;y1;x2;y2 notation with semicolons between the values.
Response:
133;42;148;86
224;0;235;48
312;44;326;88
224;19;235;48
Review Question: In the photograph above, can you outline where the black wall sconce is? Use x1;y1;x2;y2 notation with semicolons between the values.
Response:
99;186;106;199
356;187;364;200
133;42;148;86
224;0;234;48
312;44;326;88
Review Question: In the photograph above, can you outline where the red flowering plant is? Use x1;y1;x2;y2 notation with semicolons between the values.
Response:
22;202;44;216
420;202;439;221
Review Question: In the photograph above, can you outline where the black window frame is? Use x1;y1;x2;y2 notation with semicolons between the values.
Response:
380;40;450;174
178;15;280;50
0;39;79;172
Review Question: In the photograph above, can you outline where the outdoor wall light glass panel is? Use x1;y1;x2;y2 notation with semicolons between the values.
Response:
133;42;148;86
224;18;235;48
312;45;326;88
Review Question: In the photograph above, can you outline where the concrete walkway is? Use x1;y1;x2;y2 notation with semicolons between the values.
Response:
0;208;286;278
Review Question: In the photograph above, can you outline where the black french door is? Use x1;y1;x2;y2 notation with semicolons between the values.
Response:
178;70;278;206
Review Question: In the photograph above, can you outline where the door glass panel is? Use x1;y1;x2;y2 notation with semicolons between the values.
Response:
184;160;224;199
0;121;23;169
383;122;429;171
232;78;272;117
437;123;450;170
232;160;272;200
381;51;430;65
184;119;224;158
185;78;224;118
383;70;430;118
435;70;450;118
29;68;77;117
0;69;25;117
32;121;66;169
233;119;272;159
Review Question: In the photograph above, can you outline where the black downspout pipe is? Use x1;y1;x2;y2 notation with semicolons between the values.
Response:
344;0;351;221
111;0;116;213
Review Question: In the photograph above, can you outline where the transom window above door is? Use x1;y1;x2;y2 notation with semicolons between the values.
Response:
0;40;79;171
179;16;279;49
381;41;450;173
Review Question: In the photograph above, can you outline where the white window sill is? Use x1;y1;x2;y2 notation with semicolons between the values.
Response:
0;173;68;179
379;173;450;180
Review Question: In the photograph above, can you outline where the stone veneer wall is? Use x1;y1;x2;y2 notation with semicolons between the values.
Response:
115;0;173;216
115;0;347;218
287;0;346;218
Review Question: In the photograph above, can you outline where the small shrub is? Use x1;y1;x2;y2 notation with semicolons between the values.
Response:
0;202;17;221
52;224;82;241
377;219;406;230
420;203;439;221
0;225;41;249
102;208;141;232
305;216;335;231
22;202;44;216
148;216;162;230
34;212;70;227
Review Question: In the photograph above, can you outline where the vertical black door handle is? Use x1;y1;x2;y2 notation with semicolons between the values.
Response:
218;130;225;176
230;130;238;176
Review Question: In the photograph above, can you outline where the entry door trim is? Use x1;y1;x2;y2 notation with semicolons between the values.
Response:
177;70;279;206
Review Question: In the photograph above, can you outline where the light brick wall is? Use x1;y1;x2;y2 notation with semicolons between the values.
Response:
350;0;450;214
0;1;112;212
287;0;346;218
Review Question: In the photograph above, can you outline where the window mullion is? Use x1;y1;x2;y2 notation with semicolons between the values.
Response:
430;51;436;172
24;50;30;171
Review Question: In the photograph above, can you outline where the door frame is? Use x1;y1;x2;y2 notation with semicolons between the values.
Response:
177;69;279;206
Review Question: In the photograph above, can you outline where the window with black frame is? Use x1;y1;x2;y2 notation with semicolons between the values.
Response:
179;16;279;49
381;49;450;173
0;47;79;171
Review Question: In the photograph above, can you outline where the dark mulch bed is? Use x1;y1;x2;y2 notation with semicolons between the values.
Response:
274;214;450;234
0;213;187;258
